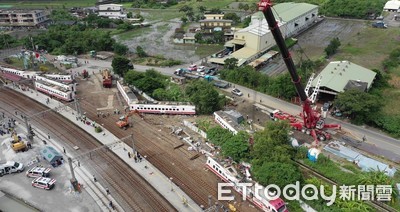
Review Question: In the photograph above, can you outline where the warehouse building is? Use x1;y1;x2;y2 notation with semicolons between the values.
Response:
311;61;376;96
209;2;319;66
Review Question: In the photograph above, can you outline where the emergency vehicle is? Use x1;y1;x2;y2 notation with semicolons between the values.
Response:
26;167;51;178
32;177;56;190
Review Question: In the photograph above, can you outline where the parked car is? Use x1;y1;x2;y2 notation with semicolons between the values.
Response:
372;21;387;28
26;167;51;178
198;66;206;72
188;64;197;71
0;161;24;176
32;177;56;190
322;102;330;112
231;88;243;96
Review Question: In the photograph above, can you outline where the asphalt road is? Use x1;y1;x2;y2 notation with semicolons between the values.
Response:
71;56;400;163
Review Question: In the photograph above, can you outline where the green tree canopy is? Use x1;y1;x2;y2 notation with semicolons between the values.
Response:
221;131;251;161
224;13;240;25
136;45;147;57
252;162;302;188
252;121;294;165
224;58;238;70
324;37;341;57
207;127;233;146
112;56;131;76
335;89;383;124
186;80;224;114
113;42;129;55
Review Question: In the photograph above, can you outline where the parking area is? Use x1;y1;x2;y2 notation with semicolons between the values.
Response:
0;120;100;211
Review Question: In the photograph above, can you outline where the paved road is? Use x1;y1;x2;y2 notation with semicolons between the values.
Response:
70;56;400;163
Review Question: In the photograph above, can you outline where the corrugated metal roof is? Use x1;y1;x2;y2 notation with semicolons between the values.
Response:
311;61;376;93
231;47;257;59
272;3;318;22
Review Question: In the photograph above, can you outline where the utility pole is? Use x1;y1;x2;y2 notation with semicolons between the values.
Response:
74;98;80;117
68;157;79;191
131;134;135;153
23;115;33;143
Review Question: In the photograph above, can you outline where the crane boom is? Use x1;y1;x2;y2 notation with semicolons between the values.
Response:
258;0;308;101
257;0;342;144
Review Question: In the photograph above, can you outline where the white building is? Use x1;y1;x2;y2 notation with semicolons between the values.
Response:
384;0;400;11
0;10;50;27
98;4;126;19
210;2;318;66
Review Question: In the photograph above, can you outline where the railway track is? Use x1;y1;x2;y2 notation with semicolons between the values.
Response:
79;98;221;207
0;88;176;212
295;160;396;212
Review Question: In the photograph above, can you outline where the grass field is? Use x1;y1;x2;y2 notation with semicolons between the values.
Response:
195;44;223;58
331;27;400;115
335;27;400;71
0;0;96;9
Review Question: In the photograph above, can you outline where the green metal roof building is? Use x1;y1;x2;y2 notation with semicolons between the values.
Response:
311;61;377;95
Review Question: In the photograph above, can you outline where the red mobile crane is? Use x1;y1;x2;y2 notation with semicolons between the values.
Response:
258;0;341;144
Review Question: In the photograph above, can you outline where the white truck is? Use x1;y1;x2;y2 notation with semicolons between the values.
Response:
0;161;24;176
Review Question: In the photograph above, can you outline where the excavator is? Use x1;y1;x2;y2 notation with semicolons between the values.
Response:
258;0;341;145
11;132;27;152
115;109;143;130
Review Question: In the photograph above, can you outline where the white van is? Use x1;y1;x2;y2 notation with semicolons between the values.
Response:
0;161;24;176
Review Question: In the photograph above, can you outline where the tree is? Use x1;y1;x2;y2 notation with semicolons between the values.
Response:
179;5;193;13
224;58;238;70
112;56;131;76
113;42;128;55
194;33;203;42
238;3;244;10
224;13;240;25
242;16;251;28
213;31;224;44
221;131;250;162
185;80;224;114
242;4;249;12
268;73;297;100
209;8;222;14
252;121;294;166
198;6;207;13
252;162;302;188
127;11;133;18
181;16;188;24
136;46;147;57
324;37;341;57
207;127;233;146
124;70;143;84
335;89;383;124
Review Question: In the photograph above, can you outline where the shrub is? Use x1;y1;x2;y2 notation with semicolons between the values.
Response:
95;126;103;133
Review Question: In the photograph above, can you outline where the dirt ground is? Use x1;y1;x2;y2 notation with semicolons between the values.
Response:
292;18;366;62
114;19;202;64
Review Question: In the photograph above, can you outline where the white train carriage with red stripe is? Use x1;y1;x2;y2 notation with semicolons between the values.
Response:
35;81;74;102
206;157;288;212
44;74;74;83
130;103;196;115
0;66;36;81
